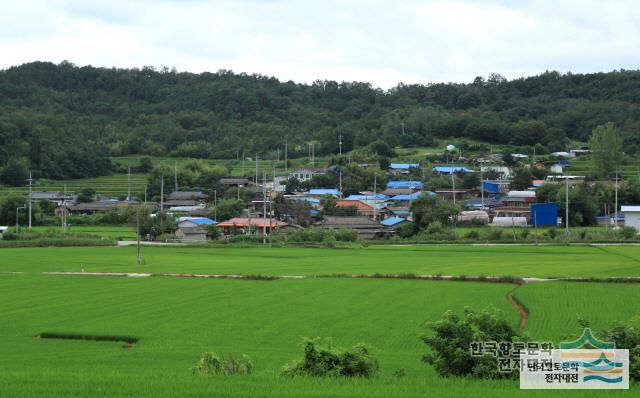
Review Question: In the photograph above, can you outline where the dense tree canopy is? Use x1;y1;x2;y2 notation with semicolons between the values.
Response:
1;62;640;181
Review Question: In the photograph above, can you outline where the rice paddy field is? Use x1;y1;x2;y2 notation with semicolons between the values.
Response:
2;244;640;278
1;244;639;397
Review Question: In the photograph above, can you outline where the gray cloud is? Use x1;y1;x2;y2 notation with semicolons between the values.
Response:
1;0;639;88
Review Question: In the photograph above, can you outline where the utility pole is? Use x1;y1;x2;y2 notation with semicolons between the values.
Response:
16;205;25;232
242;151;245;177
614;170;619;229
480;164;485;208
284;140;288;174
451;172;456;205
27;171;33;230
144;185;147;203
312;143;314;166
136;205;141;265
339;168;343;199
401;120;405;135
174;162;178;193
214;190;218;221
127;167;131;201
62;183;67;232
160;175;164;230
339;134;343;155
409;185;414;209
262;171;267;245
255;153;259;185
373;174;377;220
565;175;570;237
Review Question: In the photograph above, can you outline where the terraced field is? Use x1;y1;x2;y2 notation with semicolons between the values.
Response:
0;173;148;198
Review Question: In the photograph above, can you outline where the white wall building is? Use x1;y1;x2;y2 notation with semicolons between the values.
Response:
621;205;640;230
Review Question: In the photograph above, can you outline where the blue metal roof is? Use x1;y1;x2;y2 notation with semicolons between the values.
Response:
344;194;387;200
307;188;341;196
182;217;217;225
387;181;424;189
389;191;434;201
433;166;474;174
390;163;420;169
381;217;407;226
482;181;501;194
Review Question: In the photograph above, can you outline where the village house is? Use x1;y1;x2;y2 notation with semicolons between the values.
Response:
216;217;290;235
175;217;216;241
388;163;419;176
289;167;328;182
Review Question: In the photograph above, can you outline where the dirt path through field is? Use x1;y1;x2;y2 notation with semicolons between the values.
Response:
506;286;528;331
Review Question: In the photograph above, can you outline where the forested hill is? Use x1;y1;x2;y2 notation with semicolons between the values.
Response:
1;61;640;181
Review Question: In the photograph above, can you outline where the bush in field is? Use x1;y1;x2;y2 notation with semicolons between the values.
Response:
422;308;520;379
464;230;480;240
599;318;640;381
482;228;503;241
333;228;358;242
286;228;358;244
619;226;638;240
281;338;378;378
192;352;253;376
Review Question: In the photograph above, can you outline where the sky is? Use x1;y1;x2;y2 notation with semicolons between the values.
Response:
1;0;639;89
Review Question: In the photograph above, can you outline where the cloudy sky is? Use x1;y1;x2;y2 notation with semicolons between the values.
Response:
1;0;639;88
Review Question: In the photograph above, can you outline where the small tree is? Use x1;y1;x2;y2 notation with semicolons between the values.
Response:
76;188;96;203
510;167;534;191
589;122;623;177
0;157;30;187
422;308;519;379
282;338;378;378
192;352;253;376
214;199;245;222
411;195;460;229
138;156;153;172
284;177;304;194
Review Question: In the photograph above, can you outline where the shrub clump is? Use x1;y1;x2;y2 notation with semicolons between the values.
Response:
422;308;520;379
281;338;378;378
599;318;640;381
192;352;253;376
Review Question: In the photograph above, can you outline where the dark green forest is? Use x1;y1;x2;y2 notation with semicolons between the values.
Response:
1;61;640;183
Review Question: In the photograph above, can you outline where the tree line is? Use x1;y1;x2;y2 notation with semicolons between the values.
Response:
1;61;640;184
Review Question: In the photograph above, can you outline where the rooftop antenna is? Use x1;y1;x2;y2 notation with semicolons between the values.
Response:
27;171;33;230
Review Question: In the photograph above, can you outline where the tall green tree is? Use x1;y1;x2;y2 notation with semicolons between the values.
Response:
589;122;623;177
410;195;460;229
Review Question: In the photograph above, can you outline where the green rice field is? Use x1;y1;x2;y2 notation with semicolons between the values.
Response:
1;244;640;278
1;244;638;397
